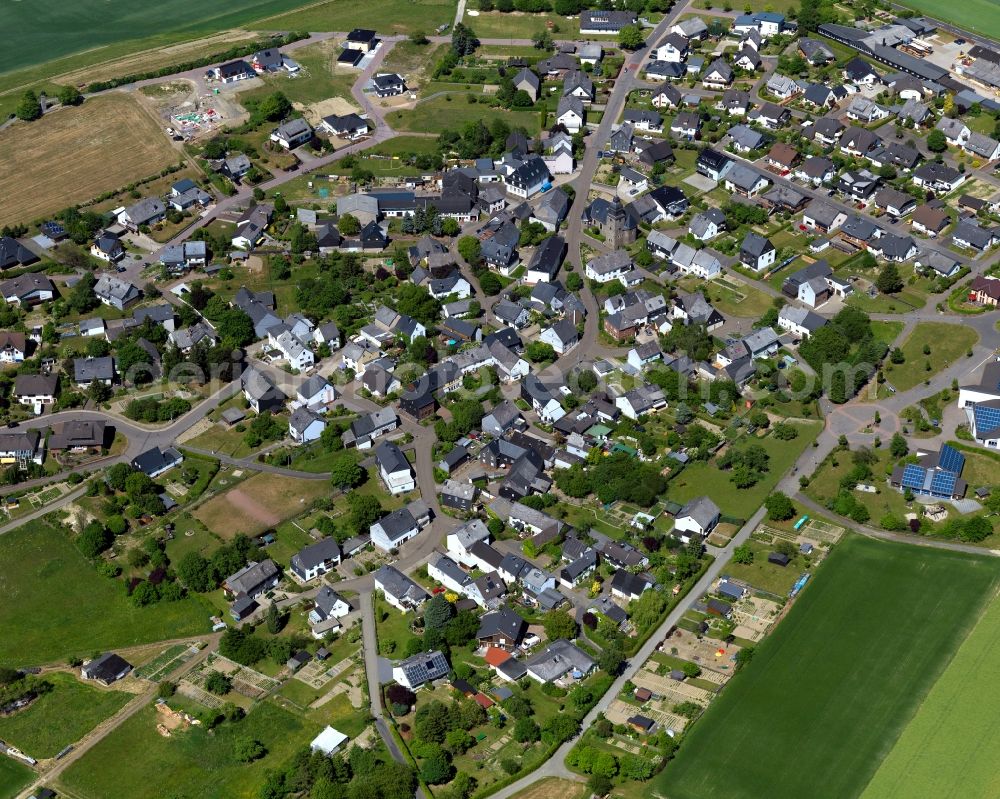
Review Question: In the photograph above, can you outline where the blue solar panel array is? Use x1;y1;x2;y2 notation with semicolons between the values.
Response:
974;405;1000;437
938;444;965;474
900;464;926;491
930;471;957;497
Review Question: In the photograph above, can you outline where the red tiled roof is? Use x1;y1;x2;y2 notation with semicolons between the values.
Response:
484;646;511;667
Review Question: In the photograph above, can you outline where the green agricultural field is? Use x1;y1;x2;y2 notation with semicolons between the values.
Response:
248;0;457;35
657;536;1000;799
0;757;32;799
884;322;979;392
0;673;130;759
0;0;315;75
894;0;1000;41
668;421;823;519
862;590;1000;799
58;700;311;799
0;521;210;667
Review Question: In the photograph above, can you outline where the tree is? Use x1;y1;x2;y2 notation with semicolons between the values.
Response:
330;452;364;489
926;128;947;153
266;601;285;634
57;85;83;106
15;90;42;121
451;23;480;56
420;746;454;784
618;24;644;50
415;700;451;743
479;272;502;295
577;369;597;393
348;493;383;534
532;29;554;50
396;283;442;325
875;263;903;294
424;594;454;630
765;492;795;521
542;608;577;640
889;432;909;458
733;543;754;565
205;671;233;695
525;341;556;363
177;552;215;592
212;307;255;348
513;716;540;743
598;641;625;675
234;737;266;762
409;30;429;45
620;753;655;781
457;235;481;264
77;521;112;559
338;213;361;235
257;91;292;121
681;661;702;678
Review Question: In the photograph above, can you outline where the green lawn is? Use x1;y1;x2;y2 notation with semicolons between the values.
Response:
668;421;823;519
374;596;420;657
0;757;32;799
58;700;312;799
387;94;541;135
862;590;1000;799
0;521;211;667
658;535;1000;799
701;276;774;320
893;0;1000;41
0;672;131;759
236;40;356;108
870;320;904;348
720;539;807;597
884;322;979;392
465;11;579;38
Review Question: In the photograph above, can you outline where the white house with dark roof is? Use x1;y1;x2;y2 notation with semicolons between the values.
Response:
393;649;450;689
374;565;429;612
291;538;341;582
375;441;415;495
673;496;720;542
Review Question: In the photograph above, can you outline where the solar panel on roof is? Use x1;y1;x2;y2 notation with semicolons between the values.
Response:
938;444;965;474
901;464;926;490
930;471;957;497
974;405;1000;436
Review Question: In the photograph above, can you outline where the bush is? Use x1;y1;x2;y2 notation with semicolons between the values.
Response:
205;671;232;695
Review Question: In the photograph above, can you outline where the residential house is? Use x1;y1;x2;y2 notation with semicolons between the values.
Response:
374;565;429;612
739;232;776;272
371;507;420;552
724;163;769;197
580;10;638;34
911;204;950;236
74;356;114;389
241;366;286;413
131;446;183;478
290;538;341;582
525;639;595;684
93;275;140;310
673;496;721;542
393;650;450;690
777;304;828;338
702;59;734;89
375;441;415;495
289;407;326;444
912;161;966;194
224;559;280;600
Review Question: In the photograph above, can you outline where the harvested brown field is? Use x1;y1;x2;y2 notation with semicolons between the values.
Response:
0;93;181;224
511;778;587;799
193;471;330;538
